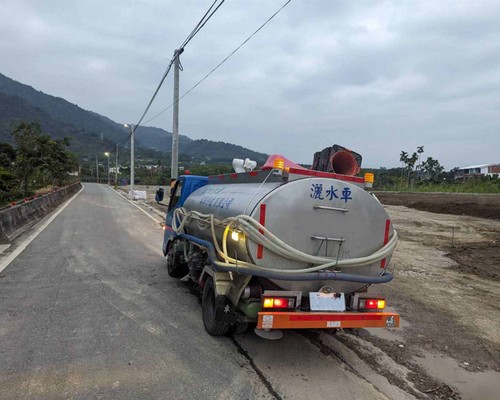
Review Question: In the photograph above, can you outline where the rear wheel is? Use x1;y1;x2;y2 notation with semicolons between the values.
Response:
202;277;230;336
230;321;250;335
166;242;188;278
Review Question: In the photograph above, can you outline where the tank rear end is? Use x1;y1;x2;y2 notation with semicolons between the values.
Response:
246;175;393;294
183;170;394;295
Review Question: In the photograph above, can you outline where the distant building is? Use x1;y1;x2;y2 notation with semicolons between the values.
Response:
455;164;500;179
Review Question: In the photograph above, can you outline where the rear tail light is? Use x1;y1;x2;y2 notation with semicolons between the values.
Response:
358;298;386;311
262;297;295;309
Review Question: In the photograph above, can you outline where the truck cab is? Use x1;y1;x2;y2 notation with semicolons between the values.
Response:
162;175;208;255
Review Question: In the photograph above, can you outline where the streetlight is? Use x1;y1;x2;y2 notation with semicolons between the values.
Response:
104;152;110;185
124;124;134;198
115;144;118;187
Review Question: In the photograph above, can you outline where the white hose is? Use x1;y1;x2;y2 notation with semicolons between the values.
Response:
172;207;398;274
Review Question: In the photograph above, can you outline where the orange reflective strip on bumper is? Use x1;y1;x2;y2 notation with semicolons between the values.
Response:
257;311;399;330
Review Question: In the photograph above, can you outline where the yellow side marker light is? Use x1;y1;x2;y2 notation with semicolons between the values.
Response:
263;298;274;308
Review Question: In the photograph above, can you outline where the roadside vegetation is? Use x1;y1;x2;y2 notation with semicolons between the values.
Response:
372;173;500;193
98;144;499;193
0;121;78;205
367;145;500;194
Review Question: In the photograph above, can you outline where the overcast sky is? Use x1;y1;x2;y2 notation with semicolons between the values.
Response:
1;0;499;168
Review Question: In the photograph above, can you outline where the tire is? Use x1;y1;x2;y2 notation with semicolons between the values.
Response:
230;321;250;335
202;277;230;336
166;242;188;278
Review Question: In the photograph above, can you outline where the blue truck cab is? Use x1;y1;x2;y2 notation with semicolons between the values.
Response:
162;175;208;256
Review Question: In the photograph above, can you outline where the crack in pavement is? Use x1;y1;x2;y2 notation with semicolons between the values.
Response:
299;331;391;397
231;336;283;400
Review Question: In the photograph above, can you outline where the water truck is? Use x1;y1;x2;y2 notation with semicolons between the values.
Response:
160;145;399;339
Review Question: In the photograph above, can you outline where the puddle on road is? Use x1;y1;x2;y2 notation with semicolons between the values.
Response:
415;352;500;400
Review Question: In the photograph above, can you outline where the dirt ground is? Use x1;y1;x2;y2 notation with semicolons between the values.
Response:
375;191;500;221
122;185;500;399
366;192;500;399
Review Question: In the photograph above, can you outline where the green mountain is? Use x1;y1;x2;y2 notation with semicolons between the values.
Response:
131;125;192;153
184;139;268;163
0;73;268;164
0;92;117;157
0;73;127;145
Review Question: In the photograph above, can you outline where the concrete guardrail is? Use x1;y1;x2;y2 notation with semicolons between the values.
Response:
0;182;81;243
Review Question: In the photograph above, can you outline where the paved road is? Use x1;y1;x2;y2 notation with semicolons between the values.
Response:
0;183;409;400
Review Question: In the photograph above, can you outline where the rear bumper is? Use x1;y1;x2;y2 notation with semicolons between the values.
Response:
257;311;399;330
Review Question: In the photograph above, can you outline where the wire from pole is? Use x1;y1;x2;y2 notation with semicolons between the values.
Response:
181;0;226;49
143;0;293;125
128;0;226;137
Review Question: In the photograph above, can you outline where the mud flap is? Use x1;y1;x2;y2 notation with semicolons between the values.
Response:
214;295;238;324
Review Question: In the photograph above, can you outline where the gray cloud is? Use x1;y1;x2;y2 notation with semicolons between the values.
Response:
1;0;499;168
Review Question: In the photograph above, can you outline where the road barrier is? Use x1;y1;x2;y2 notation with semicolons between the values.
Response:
0;182;81;243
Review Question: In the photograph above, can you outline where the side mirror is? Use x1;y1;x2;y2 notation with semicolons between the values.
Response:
155;187;165;203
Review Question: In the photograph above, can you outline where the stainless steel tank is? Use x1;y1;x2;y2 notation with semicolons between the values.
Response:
183;171;394;294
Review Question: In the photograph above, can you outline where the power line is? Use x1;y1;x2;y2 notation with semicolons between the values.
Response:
143;0;293;126
181;0;224;49
126;0;226;139
131;57;175;134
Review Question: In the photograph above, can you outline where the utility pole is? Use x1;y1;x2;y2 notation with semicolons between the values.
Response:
171;48;183;180
96;155;99;183
131;128;134;197
115;144;118;186
124;124;135;198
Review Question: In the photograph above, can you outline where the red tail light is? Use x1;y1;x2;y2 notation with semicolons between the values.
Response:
358;298;386;311
262;297;295;309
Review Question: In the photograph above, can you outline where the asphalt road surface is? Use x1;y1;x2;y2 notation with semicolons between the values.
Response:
0;183;412;400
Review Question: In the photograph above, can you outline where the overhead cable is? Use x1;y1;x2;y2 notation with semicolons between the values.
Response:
127;0;226;139
143;0;293;125
181;0;225;49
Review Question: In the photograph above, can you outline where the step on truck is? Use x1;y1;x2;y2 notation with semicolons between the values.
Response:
160;145;399;339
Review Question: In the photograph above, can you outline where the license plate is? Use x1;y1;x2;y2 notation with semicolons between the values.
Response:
309;292;346;311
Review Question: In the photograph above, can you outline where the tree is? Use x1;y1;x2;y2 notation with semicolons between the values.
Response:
416;146;424;173
0;143;16;168
0;142;19;203
11;122;77;195
399;151;408;178
37;136;77;186
11;122;42;196
422;157;444;182
399;146;424;186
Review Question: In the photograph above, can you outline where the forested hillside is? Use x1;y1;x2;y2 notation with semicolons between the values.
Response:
182;139;268;163
0;73;268;163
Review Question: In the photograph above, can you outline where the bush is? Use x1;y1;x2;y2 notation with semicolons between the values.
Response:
0;167;21;204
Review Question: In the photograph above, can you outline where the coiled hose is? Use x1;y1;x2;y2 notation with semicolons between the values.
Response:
172;207;397;280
